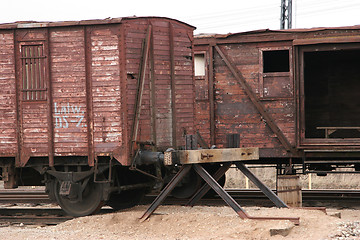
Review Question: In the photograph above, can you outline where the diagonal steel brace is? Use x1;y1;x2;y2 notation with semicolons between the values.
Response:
186;162;232;207
139;164;192;221
235;162;288;208
140;164;300;225
192;164;248;218
193;164;300;225
235;162;326;213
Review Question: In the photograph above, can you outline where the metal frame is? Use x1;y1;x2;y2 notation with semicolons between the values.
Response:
140;163;300;225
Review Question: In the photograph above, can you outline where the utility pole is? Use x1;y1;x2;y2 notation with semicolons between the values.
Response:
280;0;292;29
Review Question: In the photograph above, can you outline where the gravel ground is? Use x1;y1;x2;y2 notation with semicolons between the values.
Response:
0;205;359;240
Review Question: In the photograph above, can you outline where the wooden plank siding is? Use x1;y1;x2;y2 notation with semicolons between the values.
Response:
194;40;296;157
124;19;195;151
90;26;122;154
0;32;17;156
0;17;195;167
50;28;88;155
194;27;360;158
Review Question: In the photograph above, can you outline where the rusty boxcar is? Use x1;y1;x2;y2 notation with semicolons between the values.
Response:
194;26;360;173
0;17;195;216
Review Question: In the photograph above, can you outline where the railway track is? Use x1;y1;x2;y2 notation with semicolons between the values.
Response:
0;189;51;203
0;189;359;226
3;189;358;203
0;208;73;226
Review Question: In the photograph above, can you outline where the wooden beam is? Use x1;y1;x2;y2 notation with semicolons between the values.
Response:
169;23;177;148
84;26;95;166
46;28;55;167
149;23;157;150
176;147;259;164
208;45;215;146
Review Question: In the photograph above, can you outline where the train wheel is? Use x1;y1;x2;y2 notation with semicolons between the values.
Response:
51;178;105;217
107;189;145;210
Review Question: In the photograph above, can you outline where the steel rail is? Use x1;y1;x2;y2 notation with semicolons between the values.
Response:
0;189;360;205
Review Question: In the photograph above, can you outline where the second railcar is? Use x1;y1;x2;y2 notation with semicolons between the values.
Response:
194;26;360;173
0;17;195;216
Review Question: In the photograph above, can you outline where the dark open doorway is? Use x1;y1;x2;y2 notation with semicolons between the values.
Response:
304;46;360;139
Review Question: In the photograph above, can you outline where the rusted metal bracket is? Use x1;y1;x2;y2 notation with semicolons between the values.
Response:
214;45;296;155
140;163;300;225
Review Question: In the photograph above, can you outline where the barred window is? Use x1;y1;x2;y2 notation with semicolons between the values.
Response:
21;45;46;101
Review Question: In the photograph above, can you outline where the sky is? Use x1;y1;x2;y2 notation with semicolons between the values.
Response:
2;0;360;34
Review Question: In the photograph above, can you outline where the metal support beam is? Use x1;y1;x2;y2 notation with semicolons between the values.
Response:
235;162;288;208
141;163;300;225
139;165;192;221
193;164;299;224
187;162;232;206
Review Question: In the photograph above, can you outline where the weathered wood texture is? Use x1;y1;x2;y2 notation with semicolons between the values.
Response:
176;147;259;164
196;42;295;155
90;26;122;154
0;17;195;166
51;28;88;155
124;19;194;150
194;27;360;158
0;32;17;156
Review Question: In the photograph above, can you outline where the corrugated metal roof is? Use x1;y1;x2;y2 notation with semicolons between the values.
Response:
0;16;195;30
